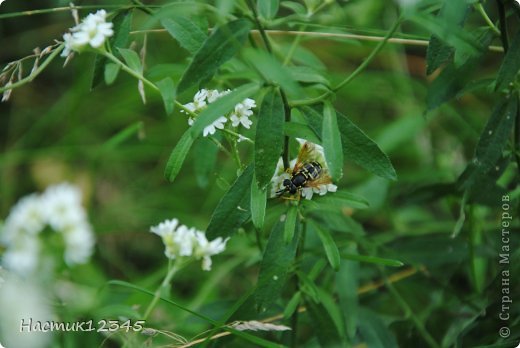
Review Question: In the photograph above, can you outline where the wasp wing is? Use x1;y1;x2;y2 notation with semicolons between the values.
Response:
292;141;318;173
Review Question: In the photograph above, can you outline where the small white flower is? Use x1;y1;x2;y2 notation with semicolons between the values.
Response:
206;89;221;103
40;183;85;231
61;9;113;57
62;223;95;265
150;219;229;271
1;194;45;243
203;116;227;137
229;99;256;129
1;234;40;275
230;113;253;129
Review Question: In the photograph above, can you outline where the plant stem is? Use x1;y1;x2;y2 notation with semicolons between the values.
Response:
103;51;197;117
290;17;403;107
220;128;254;144
247;0;273;53
143;261;179;320
0;4;160;20
382;270;441;348
0;45;63;93
280;90;292;170
496;0;509;52
474;3;501;36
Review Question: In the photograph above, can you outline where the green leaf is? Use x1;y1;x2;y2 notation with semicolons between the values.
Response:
257;0;279;19
309;220;340;271
461;97;518;190
255;219;300;312
254;88;285;189
190;83;260;138
336;256;359;340
288;66;330;87
283;205;298;244
322;103;343;181
104;63;121;85
303;191;369;211
306;298;345;347
156;77;176;115
192;136;219;188
102;121;143;150
164;130;195;183
425;1;469;75
91;10;133;89
284;121;321;145
118;48;142;73
283;291;301;319
250;172;267;230
427;31;493;110
337;111;396;181
161;17;207;55
496;30;520;91
243;48;304;99
280;1;306;14
300;106;397;181
206;165;254;240
178;19;252;93
358;308;399;348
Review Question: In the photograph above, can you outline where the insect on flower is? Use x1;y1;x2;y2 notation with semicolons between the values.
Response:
276;141;333;198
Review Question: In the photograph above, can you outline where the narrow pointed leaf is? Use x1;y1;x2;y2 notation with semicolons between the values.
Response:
206;165;254;239
250;172;267;230
118;48;142;73
306;298;345;347
156;77;176;115
161;17;207;55
336;256;359;340
104;63;120;85
257;0;279;19
283;205;298;244
256;219;300;312
255;88;285;188
164;130;195;182
178;19;252;93
190;83;260;138
309;220;340;271
300;106;397;181
496;30;520;91
322;103;343;181
192;136;220;188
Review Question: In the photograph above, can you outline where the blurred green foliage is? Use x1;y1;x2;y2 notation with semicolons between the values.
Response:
0;0;519;347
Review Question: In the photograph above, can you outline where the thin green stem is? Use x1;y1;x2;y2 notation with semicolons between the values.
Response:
220;128;254;144
0;45;63;93
208;136;232;157
474;3;501;36
247;0;273;53
496;0;509;52
0;4;160;20
290;17;403;107
143;260;179;320
283;25;306;66
382;271;441;348
103;52;197;118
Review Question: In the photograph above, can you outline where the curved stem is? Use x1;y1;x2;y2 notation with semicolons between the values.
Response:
474;3;501;36
143;260;179;320
0;45;63;93
102;51;197;117
290;17;403;107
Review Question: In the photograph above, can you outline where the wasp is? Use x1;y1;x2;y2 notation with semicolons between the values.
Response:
276;141;332;197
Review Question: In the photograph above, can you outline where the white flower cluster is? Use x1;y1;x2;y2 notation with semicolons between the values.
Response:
61;10;114;57
270;139;338;200
150;218;228;271
182;89;256;137
0;183;95;275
